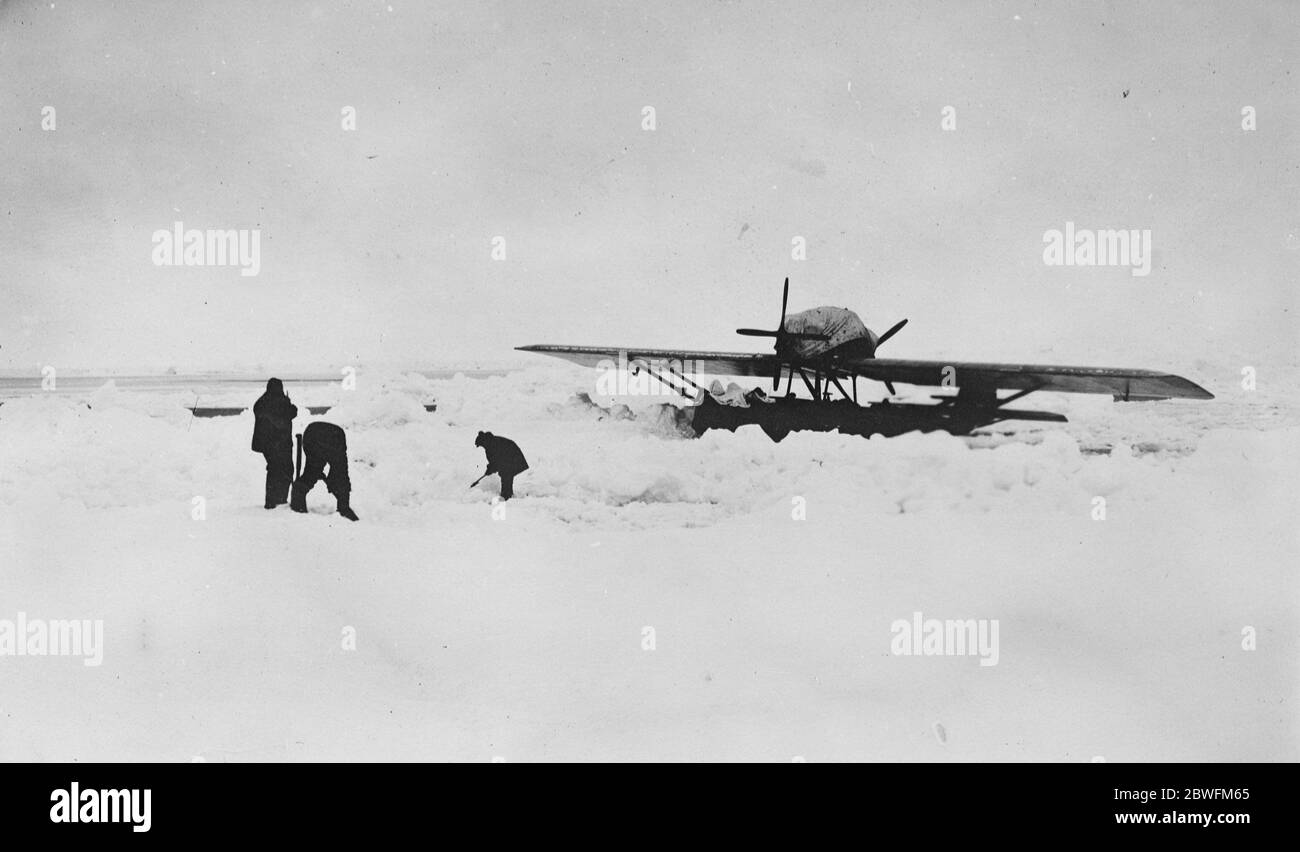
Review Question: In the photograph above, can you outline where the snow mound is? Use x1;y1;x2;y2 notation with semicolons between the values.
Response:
321;372;435;429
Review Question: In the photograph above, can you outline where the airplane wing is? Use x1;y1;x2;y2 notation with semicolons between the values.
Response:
518;345;1213;400
516;344;779;379
843;358;1214;400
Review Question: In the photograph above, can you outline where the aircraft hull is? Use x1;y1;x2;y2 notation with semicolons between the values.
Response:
688;395;1066;442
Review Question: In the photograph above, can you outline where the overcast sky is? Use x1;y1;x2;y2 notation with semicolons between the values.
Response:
1;0;1296;374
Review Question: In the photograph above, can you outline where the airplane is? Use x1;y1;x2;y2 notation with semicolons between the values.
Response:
517;278;1214;442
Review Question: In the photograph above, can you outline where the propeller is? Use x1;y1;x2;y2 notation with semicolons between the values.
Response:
736;277;828;389
871;318;908;396
736;278;829;341
875;318;908;348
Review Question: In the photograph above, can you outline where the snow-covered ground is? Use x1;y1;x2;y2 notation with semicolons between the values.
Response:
0;363;1296;761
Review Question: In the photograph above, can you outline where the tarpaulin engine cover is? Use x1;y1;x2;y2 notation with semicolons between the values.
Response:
778;307;873;359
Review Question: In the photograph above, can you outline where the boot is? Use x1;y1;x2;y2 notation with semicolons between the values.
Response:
336;493;359;522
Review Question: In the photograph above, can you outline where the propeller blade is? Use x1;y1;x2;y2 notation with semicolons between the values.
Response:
772;363;782;391
885;380;897;396
779;277;789;331
875;318;908;348
738;278;800;342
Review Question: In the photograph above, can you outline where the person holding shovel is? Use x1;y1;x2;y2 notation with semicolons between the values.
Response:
472;431;528;501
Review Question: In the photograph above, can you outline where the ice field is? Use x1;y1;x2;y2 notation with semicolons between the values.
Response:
0;362;1295;761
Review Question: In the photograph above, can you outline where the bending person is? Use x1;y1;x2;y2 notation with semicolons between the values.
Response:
291;421;359;521
474;431;529;501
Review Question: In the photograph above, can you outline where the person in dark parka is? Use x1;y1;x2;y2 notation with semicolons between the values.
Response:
290;421;359;521
251;377;297;509
474;431;528;500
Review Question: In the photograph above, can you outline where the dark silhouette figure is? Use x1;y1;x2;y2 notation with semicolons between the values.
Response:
251;378;297;508
291;421;359;521
475;431;528;500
